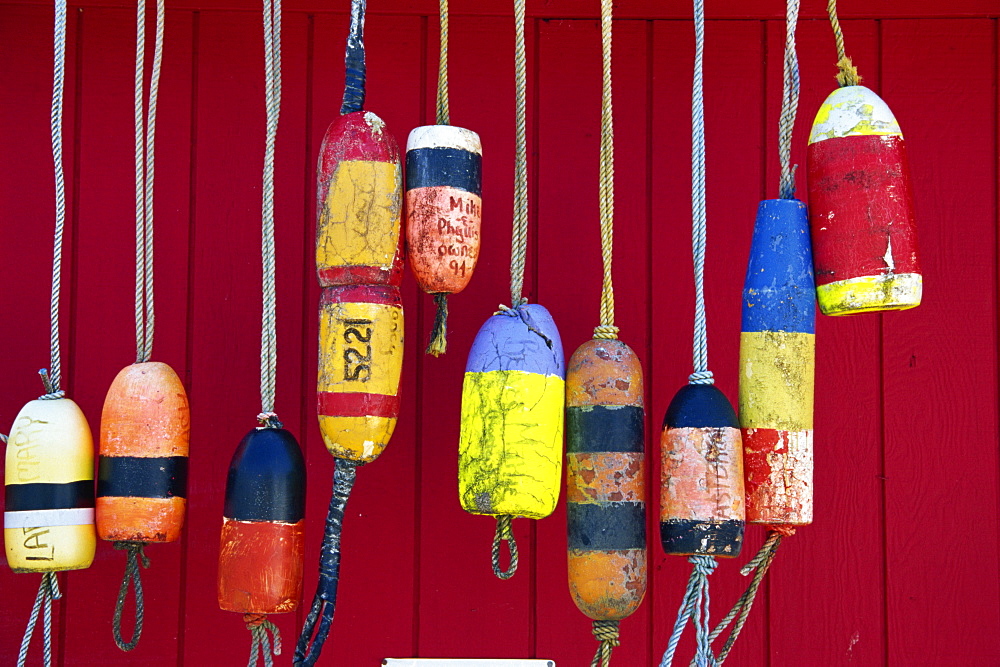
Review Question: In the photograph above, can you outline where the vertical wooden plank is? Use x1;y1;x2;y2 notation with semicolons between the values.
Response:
305;11;421;664
0;5;80;662
179;9;308;663
532;17;652;666
763;19;889;666
57;7;194;664
410;11;538;659
881;18;1000;664
650;18;768;667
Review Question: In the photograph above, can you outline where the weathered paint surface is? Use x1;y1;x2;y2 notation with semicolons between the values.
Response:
743;429;813;525
739;332;814;430
659;384;744;557
807;86;921;315
459;304;564;520
565;339;646;623
97;362;190;542
4;398;96;572
217;518;305;614
405;125;482;296
317;284;403;463
316;110;403;287
218;428;305;614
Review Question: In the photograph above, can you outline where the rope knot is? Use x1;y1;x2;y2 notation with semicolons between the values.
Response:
689;554;718;576
763;524;797;539
491;514;519;580
688;370;715;385
246;614;282;665
592;325;619;340
37;369;64;400
256;412;283;429
592;619;620;645
835;55;860;87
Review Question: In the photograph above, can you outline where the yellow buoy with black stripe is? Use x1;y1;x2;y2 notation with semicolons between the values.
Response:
5;398;96;572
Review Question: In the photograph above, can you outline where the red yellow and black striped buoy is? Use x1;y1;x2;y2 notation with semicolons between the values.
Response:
459;304;565;577
741;199;815;526
218;426;305;615
97;362;190;542
566;339;646;655
659;384;744;557
807;85;921;315
405;125;482;355
5;398;96;572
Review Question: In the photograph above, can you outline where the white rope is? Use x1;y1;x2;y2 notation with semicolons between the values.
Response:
259;0;282;415
508;0;528;308
689;0;712;386
46;0;68;393
134;0;165;363
17;572;62;667
778;0;801;200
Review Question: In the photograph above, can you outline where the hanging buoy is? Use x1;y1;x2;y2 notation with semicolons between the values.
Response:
5;397;96;572
660;384;744;557
97;362;189;542
566;339;646;622
317;110;403;289
318;284;403;462
740;199;814;525
405;125;482;355
807;85;921;315
218;426;306;615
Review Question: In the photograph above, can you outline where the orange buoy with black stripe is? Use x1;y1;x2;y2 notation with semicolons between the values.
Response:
566;339;646;661
97;362;189;543
5;397;96;573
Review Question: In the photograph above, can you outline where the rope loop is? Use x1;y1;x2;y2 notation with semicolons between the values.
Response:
590;619;620;667
17;572;62;667
659;555;718;667
256;412;284;429
112;541;150;651
491;514;519;580
245;614;281;667
592;325;619;340
687;370;715;385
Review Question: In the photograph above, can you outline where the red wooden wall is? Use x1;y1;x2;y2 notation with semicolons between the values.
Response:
1;1;998;665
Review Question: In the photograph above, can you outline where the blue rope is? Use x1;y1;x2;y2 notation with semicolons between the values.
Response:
340;0;366;114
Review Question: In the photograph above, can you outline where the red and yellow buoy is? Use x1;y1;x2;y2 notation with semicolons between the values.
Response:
807;85;921;315
5;397;96;572
97;362;189;543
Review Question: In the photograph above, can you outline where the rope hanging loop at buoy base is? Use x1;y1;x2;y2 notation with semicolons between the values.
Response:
111;541;151;651
590;619;621;667
246;613;282;667
491;514;519;579
17;572;62;667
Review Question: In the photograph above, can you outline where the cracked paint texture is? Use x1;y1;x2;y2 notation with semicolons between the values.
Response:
739;331;814;431
5;398;96;572
660;427;744;523
743;429;813;524
568;549;646;621
808;85;902;144
218;518;304;614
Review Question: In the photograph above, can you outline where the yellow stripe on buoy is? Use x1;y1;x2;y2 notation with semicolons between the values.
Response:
738;331;815;431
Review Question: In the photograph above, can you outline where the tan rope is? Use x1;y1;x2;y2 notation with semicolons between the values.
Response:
435;0;449;125
133;0;164;364
590;620;620;667
826;0;860;87
593;0;618;342
508;0;528;308
491;514;518;579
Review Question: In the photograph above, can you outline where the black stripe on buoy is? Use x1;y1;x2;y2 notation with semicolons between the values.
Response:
566;405;644;453
405;147;482;195
5;480;95;512
660;519;743;555
664;384;739;429
567;503;646;551
96;456;189;499
224;428;306;523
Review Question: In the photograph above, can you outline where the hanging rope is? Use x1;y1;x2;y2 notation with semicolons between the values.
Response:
45;0;69;395
592;0;618;342
508;0;529;308
293;458;358;665
490;514;519;579
259;0;282;416
660;555;718;667
425;0;452;356
690;528;791;666
826;0;859;87
134;0;164;363
17;572;61;667
245;614;281;667
341;0;366;114
111;541;151;651
590;619;620;667
777;0;800;200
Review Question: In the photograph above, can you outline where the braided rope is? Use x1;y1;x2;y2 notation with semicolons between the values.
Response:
491;514;519;579
435;0;449;125
590;619;620;667
688;0;712;387
17;572;61;667
594;0;617;340
341;0;366;114
245;614;281;667
777;0;800;200
508;0;528;308
826;0;859;87
112;541;151;651
660;556;718;667
133;0;164;363
46;0;68;393
259;0;282;415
